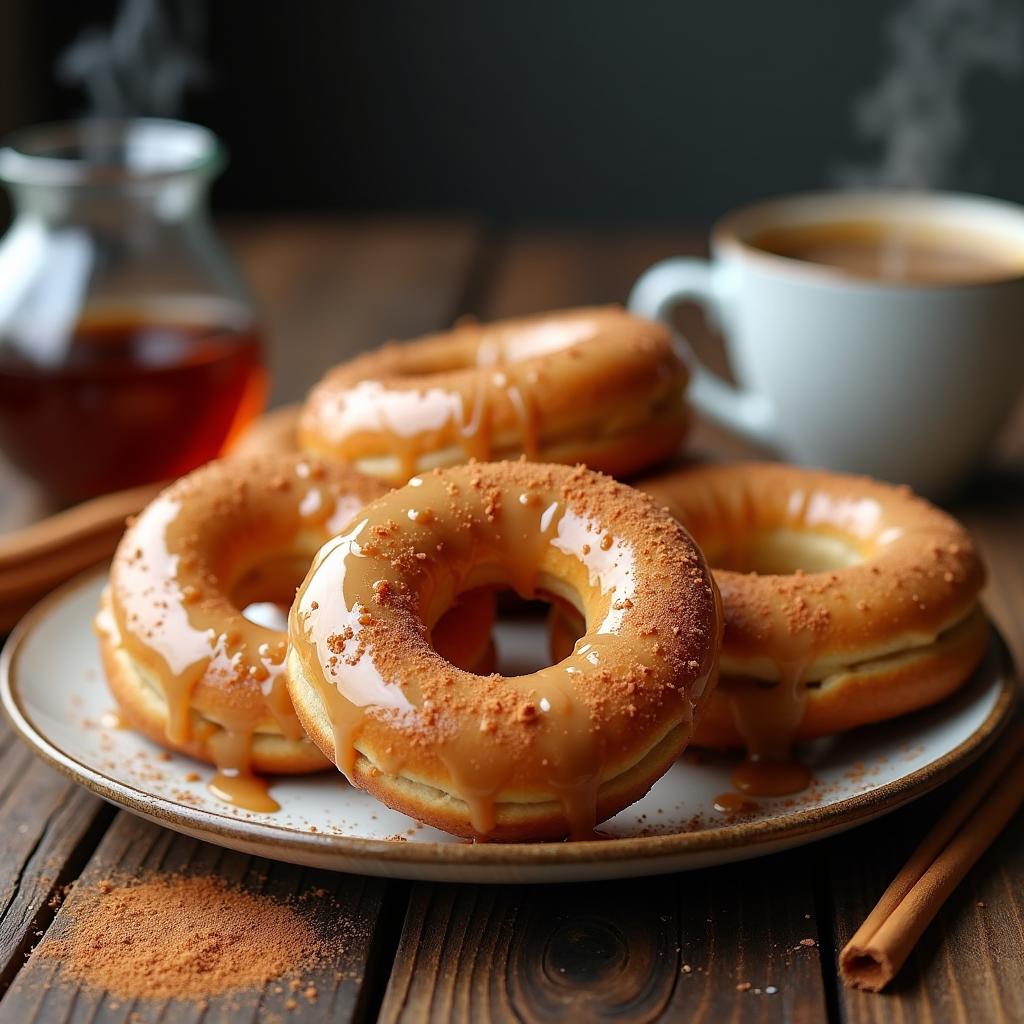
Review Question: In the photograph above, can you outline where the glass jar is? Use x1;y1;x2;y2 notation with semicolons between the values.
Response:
0;118;266;501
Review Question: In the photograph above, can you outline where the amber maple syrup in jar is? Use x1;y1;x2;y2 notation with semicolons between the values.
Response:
0;119;267;501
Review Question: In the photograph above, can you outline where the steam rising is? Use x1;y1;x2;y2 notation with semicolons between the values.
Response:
836;0;1022;188
58;0;207;117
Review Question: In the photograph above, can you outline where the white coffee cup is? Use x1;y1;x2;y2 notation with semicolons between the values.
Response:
628;190;1024;497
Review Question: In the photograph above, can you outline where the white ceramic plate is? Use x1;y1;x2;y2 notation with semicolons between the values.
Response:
1;571;1016;883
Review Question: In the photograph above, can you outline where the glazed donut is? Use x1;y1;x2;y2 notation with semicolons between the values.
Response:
95;453;496;811
632;462;988;758
298;306;689;485
286;461;722;841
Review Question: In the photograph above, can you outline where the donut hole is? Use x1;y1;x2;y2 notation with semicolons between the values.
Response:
490;594;566;676
232;552;318;631
704;528;865;575
548;595;592;668
429;588;584;677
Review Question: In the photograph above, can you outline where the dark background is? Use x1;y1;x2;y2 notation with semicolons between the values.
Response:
2;1;1023;226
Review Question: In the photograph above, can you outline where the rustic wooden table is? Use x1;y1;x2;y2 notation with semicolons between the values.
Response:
0;219;1021;1023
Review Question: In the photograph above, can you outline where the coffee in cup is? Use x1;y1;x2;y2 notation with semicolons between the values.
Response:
749;220;1023;286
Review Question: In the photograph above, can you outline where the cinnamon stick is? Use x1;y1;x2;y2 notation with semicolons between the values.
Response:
840;721;1024;991
0;527;126;604
0;481;163;569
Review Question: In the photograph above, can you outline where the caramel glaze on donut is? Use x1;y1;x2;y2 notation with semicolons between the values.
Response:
96;453;498;812
298;306;690;485
96;454;390;809
635;462;988;764
286;461;722;841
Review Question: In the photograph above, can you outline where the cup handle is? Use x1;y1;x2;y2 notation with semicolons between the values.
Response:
628;257;779;448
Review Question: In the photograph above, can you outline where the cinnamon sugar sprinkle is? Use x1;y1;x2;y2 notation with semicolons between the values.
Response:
34;873;354;1003
291;459;720;837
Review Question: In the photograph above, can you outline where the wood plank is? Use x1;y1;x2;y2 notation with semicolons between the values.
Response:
225;217;482;406
0;813;392;1024
958;496;1024;668
0;716;112;995
468;228;706;317
379;850;827;1023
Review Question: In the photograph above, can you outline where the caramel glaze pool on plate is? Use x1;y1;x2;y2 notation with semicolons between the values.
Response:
637;462;988;798
287;461;723;841
298;306;690;485
713;791;760;815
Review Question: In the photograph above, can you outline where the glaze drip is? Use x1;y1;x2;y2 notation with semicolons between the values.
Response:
288;461;721;839
299;307;690;484
636;462;987;795
101;455;389;812
207;728;280;812
725;651;816;796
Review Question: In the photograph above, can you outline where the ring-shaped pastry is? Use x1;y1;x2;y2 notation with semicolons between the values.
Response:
286;461;722;841
298;306;690;485
634;462;988;757
96;454;495;811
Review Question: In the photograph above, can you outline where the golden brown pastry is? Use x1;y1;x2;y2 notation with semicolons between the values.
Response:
633;462;988;752
287;461;722;840
298;306;689;484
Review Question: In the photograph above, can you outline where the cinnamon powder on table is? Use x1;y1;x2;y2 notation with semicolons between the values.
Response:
35;873;343;1002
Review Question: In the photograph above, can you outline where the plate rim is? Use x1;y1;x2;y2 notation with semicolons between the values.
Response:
1;567;1018;873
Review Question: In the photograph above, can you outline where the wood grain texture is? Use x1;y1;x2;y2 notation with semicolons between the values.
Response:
0;717;111;996
958;490;1024;669
379;851;828;1023
0;813;394;1024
